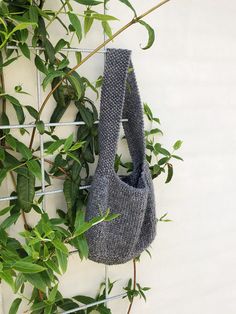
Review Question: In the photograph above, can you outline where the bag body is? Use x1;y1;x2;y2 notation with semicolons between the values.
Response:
85;48;156;265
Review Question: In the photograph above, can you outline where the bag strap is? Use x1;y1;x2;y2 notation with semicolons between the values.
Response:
98;48;145;174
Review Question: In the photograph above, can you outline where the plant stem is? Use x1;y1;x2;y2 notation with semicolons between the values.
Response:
1;144;70;177
0;71;30;229
127;259;137;314
28;0;171;149
39;0;45;9
46;0;69;29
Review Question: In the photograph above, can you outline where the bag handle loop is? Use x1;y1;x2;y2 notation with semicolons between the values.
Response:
98;48;145;173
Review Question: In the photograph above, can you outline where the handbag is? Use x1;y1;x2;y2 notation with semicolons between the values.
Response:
85;48;156;265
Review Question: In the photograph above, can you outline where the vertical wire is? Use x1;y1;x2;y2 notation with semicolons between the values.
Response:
103;2;109;306
36;49;46;210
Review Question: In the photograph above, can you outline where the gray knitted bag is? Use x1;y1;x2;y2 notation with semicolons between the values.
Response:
85;48;156;265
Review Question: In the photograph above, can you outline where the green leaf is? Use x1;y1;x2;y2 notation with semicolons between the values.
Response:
45;139;64;154
173;140;183;150
16;141;32;159
0;205;14;216
73;295;95;305
172;154;184;161
63;134;74;151
67;75;82;99
19;42;30;59
48;284;58;303
69;141;85;151
56;249;68;274
5;95;25;124
13;261;46;273
17;168;35;213
44;38;56;64
9;298;22;314
84;10;94;35
104;213;120;222
119;0;137;16
74;222;92;237
30;301;47;312
66;152;81;164
35;55;48;75
75;51;82;64
58;58;70;70
0;147;5;161
154;144;170;156
73;0;103;5
144;103;153;121
12;22;37;33
52;239;68;254
68;12;82;42
25;105;39;120
42;70;63;90
0;168;8;186
36;120;45;135
0;270;15;289
14;273;25;293
44;260;61;275
78;104;94;127
92;13;118;21
138;20;155;50
26;159;42;180
71;235;88;260
82;77;98;98
55;39;68;53
158;157;169;166
74;209;85;230
165;163;173;183
102;21;112;39
95;75;103;88
0;213;20;229
0;56;20;69
6;134;17;150
23;273;47;292
147;128;163;136
29;6;39;24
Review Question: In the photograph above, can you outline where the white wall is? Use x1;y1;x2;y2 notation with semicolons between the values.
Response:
1;0;236;313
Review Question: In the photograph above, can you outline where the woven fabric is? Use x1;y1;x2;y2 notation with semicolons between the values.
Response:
85;48;156;265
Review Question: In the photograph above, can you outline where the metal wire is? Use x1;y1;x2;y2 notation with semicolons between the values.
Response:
36;49;46;211
60;293;127;314
6;45;106;54
0;119;128;130
0;185;91;202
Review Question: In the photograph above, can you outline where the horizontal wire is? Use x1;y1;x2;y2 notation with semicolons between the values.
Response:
60;293;127;314
6;45;106;54
0;119;128;130
0;185;90;202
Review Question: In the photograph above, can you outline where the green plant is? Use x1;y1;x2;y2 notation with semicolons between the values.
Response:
0;0;180;313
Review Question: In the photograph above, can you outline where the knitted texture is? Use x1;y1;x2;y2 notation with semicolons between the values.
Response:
85;48;156;265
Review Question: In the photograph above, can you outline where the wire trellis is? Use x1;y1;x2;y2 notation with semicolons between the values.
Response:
1;23;129;314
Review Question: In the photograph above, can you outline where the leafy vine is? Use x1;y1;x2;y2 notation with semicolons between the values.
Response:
0;0;180;313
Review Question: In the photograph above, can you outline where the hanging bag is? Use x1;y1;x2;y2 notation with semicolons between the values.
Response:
85;48;156;265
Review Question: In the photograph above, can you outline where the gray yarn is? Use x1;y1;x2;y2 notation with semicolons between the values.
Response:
85;48;156;265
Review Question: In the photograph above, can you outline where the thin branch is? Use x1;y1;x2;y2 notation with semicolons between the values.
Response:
46;0;69;29
28;0;171;149
127;259;137;314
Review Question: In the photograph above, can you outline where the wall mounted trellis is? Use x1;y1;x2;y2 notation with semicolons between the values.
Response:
0;41;129;313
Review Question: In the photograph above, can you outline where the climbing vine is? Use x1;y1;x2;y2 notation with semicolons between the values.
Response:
0;0;180;313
